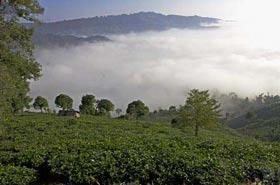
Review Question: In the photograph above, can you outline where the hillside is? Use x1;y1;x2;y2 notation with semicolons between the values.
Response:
32;33;111;48
0;113;280;184
30;12;220;36
225;103;280;142
228;103;280;129
29;12;219;48
238;118;280;142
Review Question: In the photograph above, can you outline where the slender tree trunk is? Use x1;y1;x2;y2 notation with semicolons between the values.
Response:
195;123;199;136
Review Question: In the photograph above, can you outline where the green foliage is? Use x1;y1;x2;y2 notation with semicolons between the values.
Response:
222;93;280;141
96;99;114;116
143;107;178;123
55;94;73;110
0;113;279;184
0;165;37;185
8;93;32;113
0;0;44;22
245;111;255;120
219;92;280;125
0;65;16;117
33;96;48;112
81;94;96;105
0;0;43;116
79;105;95;115
126;100;149;119
179;89;221;136
79;95;96;115
169;105;177;112
239;118;280;142
228;102;280;129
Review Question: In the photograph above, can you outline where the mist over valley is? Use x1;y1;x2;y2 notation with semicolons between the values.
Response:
30;12;280;111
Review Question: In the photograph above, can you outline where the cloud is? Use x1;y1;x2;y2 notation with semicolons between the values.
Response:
30;25;280;111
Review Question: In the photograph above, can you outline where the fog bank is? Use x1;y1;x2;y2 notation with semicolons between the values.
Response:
31;24;280;110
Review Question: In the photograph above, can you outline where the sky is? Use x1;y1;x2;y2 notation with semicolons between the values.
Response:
37;0;280;39
38;0;242;22
37;0;280;35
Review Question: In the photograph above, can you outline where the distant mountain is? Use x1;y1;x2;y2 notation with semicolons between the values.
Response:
30;12;220;48
31;12;220;36
32;33;111;48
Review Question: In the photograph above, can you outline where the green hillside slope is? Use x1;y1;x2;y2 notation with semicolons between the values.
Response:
228;104;280;129
238;119;280;142
0;113;280;184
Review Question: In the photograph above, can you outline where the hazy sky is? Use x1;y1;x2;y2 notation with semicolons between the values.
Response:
38;0;280;33
38;0;242;22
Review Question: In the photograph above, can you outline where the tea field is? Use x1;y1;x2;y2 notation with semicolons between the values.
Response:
0;113;280;184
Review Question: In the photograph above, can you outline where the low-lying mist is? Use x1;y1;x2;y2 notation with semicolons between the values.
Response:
30;24;280;110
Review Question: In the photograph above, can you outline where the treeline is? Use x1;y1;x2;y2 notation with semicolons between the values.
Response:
32;89;221;137
217;92;280;120
31;94;150;119
145;92;280;121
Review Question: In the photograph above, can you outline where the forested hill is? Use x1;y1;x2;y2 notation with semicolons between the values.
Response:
29;12;220;36
32;33;111;48
228;103;280;129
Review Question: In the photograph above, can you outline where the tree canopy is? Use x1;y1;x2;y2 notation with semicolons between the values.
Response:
0;0;43;116
126;100;149;119
33;96;48;112
179;89;221;136
79;94;96;115
96;99;114;116
55;94;73;110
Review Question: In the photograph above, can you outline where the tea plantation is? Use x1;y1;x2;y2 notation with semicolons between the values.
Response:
0;113;280;184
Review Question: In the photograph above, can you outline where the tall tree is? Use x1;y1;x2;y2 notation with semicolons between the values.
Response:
179;89;221;136
126;100;149;120
96;99;114;116
55;94;73;110
33;96;48;112
79;94;96;115
0;0;43;116
9;93;32;113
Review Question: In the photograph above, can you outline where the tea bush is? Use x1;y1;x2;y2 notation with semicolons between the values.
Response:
0;113;279;184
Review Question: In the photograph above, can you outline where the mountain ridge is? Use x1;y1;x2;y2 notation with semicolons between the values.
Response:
40;12;220;24
33;33;111;48
30;12;220;36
